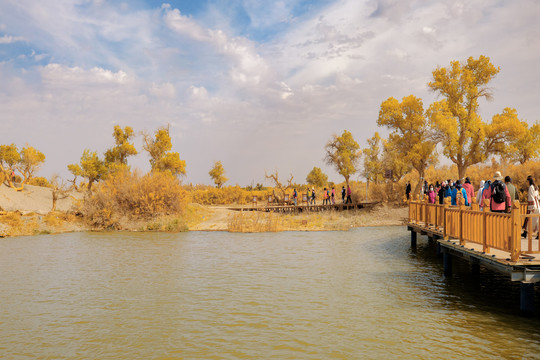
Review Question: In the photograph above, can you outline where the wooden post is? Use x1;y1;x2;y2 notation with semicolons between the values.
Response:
459;197;465;245
471;196;479;211
510;200;521;262
443;197;450;240
520;282;535;317
443;248;453;277
483;198;490;253
424;197;428;226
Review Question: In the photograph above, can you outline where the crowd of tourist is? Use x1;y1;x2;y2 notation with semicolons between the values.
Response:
405;171;540;238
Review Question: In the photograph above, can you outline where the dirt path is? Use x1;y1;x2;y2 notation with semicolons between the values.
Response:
189;206;237;231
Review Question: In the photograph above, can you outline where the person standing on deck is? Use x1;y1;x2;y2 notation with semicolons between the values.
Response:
476;180;485;205
521;176;539;238
438;181;448;204
341;186;346;203
450;180;468;206
481;171;511;213
345;184;352;204
405;182;411;200
427;184;436;204
505;176;519;202
311;187;316;205
331;187;336;204
463;177;475;204
293;188;298;206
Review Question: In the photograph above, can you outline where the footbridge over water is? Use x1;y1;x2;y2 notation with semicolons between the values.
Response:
407;196;540;316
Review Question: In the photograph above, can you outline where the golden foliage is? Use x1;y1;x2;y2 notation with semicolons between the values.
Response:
188;185;270;205
209;160;228;188
325;130;361;184
378;95;437;194
27;176;52;188
362;132;384;184
0;144;45;190
306;167;328;187
142;126;186;177
68;149;108;191
82;170;189;228
104;125;138;165
427;55;502;179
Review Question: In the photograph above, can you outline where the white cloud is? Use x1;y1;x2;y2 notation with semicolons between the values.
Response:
150;82;176;98
163;6;268;86
0;34;25;44
41;64;130;86
1;0;540;185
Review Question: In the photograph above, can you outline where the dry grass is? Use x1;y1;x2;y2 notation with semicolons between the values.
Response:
0;212;23;232
225;204;407;233
228;212;283;232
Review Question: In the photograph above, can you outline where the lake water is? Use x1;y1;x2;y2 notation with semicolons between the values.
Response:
1;227;539;359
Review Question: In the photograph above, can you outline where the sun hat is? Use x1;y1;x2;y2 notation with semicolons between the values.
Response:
493;171;503;181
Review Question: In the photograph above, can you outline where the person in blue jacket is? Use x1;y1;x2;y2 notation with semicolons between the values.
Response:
451;180;468;206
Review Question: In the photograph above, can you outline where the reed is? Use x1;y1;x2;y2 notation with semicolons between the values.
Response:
228;212;283;232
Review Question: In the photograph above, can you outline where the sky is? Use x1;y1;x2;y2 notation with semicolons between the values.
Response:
1;0;540;186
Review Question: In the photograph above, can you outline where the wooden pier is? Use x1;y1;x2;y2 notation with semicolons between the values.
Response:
407;196;540;316
232;202;375;214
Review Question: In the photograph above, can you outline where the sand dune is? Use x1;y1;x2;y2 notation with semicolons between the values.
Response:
0;184;83;215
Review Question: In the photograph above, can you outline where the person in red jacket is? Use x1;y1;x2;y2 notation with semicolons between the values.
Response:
462;177;475;205
481;171;511;213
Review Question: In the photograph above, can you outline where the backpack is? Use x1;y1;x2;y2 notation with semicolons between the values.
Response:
491;180;506;204
455;189;463;204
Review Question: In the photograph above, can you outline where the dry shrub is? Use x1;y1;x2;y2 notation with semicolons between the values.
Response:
228;211;282;232
140;216;189;232
189;186;270;205
83;170;189;229
44;213;62;227
0;212;22;231
27;177;53;188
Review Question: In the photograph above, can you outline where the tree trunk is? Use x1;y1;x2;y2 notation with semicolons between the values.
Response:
413;170;425;198
458;164;466;181
52;190;58;212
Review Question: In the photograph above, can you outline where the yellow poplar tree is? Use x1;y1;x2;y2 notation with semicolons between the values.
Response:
209;160;228;188
0;144;45;190
19;146;46;182
104;125;138;172
306;167;328;188
378;95;437;195
324;130;361;185
68;149;108;191
142;126;186;177
362;132;384;184
427;55;501;179
382;139;411;183
489;109;540;164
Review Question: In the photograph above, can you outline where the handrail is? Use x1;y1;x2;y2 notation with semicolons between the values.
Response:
408;195;522;261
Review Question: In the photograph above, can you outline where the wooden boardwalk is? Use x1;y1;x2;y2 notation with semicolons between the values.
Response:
407;196;540;315
231;202;376;213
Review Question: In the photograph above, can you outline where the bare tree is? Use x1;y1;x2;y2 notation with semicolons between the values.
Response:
50;175;74;212
265;170;294;202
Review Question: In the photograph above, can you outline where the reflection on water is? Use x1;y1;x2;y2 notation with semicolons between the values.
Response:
0;228;539;359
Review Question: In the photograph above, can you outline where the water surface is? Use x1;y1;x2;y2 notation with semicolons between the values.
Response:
1;228;539;359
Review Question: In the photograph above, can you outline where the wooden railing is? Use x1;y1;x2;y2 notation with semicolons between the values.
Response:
408;195;528;262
